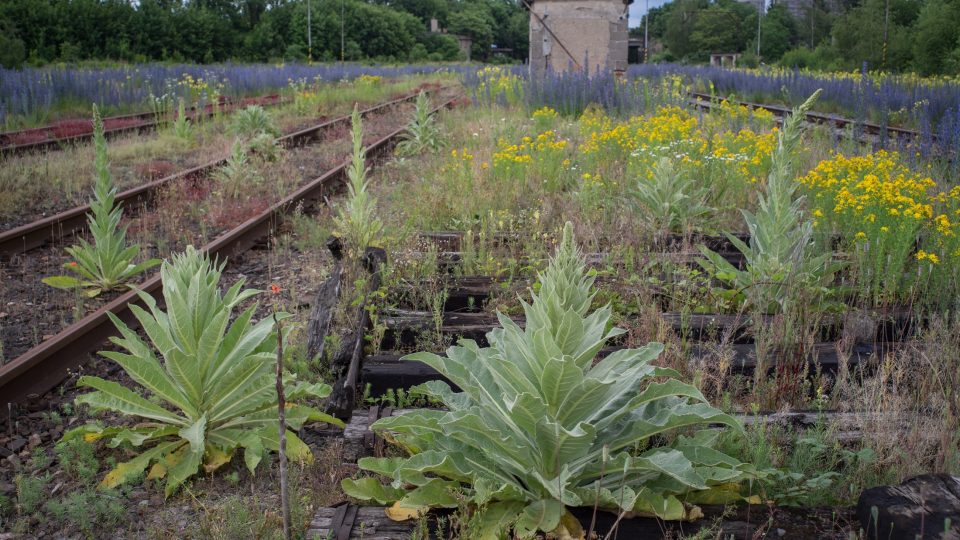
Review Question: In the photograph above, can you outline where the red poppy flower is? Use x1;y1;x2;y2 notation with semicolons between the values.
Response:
270;283;281;295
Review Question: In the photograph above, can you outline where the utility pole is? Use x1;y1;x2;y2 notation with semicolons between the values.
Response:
307;0;312;62
644;0;649;62
341;0;346;63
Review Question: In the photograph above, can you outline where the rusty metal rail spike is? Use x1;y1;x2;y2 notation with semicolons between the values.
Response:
0;96;456;406
0;90;434;259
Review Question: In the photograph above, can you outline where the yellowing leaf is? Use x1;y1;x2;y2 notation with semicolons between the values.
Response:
549;510;585;540
684;483;749;505
384;501;426;522
203;446;233;473
101;462;142;489
163;446;189;468
685;505;704;521
99;441;182;490
42;275;84;290
147;462;167;480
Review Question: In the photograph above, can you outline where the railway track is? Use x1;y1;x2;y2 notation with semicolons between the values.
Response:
0;93;457;406
688;91;928;141
0;90;429;259
328;406;916;463
0;93;288;157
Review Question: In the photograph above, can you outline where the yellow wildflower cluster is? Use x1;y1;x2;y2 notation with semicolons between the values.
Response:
706;128;777;184
702;99;776;131
288;77;323;114
531;107;558;122
799;151;935;226
915;250;940;264
576;105;777;201
578;106;699;170
719;65;960;89
491;130;573;191
450;147;475;161
475;66;523;106
927;186;960;259
797;150;960;303
179;73;212;94
356;74;383;84
492;130;569;167
177;72;224;110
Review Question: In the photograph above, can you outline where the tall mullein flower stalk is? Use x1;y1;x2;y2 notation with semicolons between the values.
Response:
43;104;159;297
699;89;840;315
334;105;383;258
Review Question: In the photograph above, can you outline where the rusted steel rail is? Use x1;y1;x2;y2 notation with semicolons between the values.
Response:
0;90;427;259
688;91;928;141
0;94;288;157
0;96;456;406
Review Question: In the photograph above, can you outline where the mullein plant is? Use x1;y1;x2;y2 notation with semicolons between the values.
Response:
631;157;714;246
395;90;444;157
229;105;280;140
343;224;758;539
213;138;260;198
698;89;839;315
43;105;160;298
63;247;343;496
171;98;193;141
334;105;383;257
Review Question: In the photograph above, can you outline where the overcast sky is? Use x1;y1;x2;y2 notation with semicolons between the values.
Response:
627;0;670;28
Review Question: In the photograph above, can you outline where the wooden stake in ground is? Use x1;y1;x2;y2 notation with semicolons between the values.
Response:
273;306;291;540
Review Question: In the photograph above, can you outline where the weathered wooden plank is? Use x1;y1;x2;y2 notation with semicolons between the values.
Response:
422;249;748;271
326;247;388;420
378;307;916;349
308;504;854;539
417;230;752;253
365;340;900;384
857;474;960;539
305;237;345;362
308;506;421;539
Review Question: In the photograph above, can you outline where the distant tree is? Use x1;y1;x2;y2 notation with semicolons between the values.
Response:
830;0;916;71
793;0;834;49
758;3;797;61
0;18;26;68
387;0;450;24
486;0;528;59
912;0;960;75
421;33;463;60
447;2;496;60
663;0;709;59
690;2;752;56
647;2;674;39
